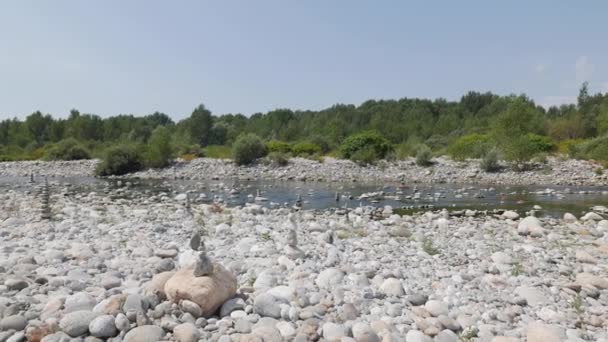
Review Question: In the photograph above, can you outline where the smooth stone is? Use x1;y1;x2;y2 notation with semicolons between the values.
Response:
123;325;165;342
59;310;100;337
0;316;27;331
424;300;448;317
173;323;200;342
88;315;117;338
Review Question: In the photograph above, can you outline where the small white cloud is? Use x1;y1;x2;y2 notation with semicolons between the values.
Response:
534;63;547;74
575;56;593;84
538;95;576;109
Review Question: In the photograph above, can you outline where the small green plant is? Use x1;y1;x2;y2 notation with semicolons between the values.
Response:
511;261;524;276
354;228;368;237
415;144;433;167
260;232;272;241
248;276;257;286
480;148;500;172
594;167;604;175
571;293;585;330
421;236;440;255
233;133;267;165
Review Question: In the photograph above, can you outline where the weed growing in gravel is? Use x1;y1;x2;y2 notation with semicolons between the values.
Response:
260;232;272;241
422;236;440;255
511;262;524;276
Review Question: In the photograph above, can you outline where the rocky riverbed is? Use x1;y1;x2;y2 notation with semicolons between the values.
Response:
0;156;606;186
0;184;607;341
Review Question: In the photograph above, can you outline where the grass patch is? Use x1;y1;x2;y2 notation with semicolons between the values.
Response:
204;145;232;159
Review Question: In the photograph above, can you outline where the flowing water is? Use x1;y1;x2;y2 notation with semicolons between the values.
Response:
2;176;608;218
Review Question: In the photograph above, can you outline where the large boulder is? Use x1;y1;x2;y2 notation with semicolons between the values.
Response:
164;264;237;317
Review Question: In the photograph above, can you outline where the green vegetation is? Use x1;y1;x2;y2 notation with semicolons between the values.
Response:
480;148;500;172
2;83;608;170
266;152;289;166
96;144;143;176
232;133;267;165
340;130;393;163
44;138;90;161
144;126;173;168
448;134;491;160
415;144;433;166
266;140;292;154
292;142;322;156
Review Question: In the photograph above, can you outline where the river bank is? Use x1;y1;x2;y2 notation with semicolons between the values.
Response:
0;156;606;186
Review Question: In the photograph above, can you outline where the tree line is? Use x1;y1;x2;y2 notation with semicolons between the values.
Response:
1;83;608;173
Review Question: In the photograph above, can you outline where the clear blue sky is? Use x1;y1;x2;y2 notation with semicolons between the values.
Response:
1;1;607;120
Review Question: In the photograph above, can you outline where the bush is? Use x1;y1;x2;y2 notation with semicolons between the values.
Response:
309;135;332;153
340;131;393;162
145;126;173;168
44;138;91;161
526;133;556;153
576;135;608;161
480;148;500;172
415;144;433;166
266;152;289;166
292;142;322;156
350;146;379;165
178;144;204;158
557;139;584;156
266;140;292;154
448;134;491;161
233;134;267;165
96;144;143;176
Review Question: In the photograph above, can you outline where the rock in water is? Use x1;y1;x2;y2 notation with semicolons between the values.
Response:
164;264;237;317
123;325;165;342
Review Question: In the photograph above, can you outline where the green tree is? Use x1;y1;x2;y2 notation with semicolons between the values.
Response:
145;126;173;168
188;104;213;146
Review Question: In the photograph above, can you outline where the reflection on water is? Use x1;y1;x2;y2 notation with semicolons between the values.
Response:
2;176;607;218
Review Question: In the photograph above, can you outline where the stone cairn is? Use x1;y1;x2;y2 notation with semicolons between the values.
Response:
29;172;35;184
285;213;305;259
190;231;214;277
293;194;303;211
40;177;51;220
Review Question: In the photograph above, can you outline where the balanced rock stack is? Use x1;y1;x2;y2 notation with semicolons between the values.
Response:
164;231;238;318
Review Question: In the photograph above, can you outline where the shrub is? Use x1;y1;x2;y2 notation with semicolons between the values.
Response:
96;144;143;176
350;146;379;166
233;134;267;165
415;144;433;166
178;144;204;158
447;134;491;161
480;148;500;172
309;135;332;153
145;126;173;168
557;139;584;156
44;138;91;161
266;152;289;166
526;133;556;153
340;130;393;162
266;140;292;154
502;135;539;168
292;142;322;156
425;135;450;150
576;135;608;161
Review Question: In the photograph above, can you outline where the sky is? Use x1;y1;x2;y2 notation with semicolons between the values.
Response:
0;1;607;120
